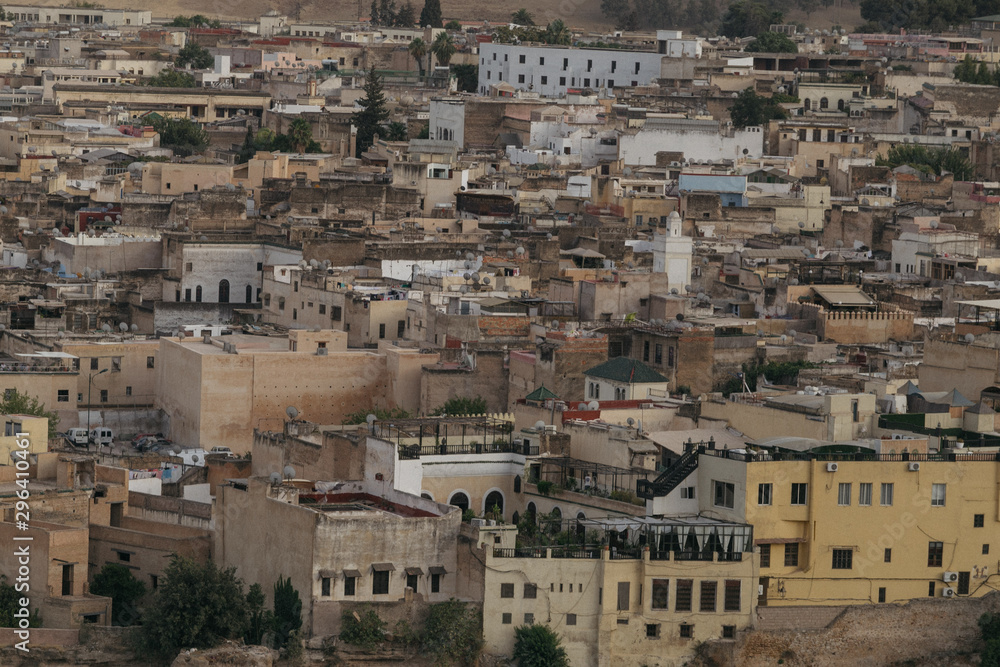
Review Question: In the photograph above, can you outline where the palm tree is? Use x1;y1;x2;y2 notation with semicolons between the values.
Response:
288;118;313;153
431;31;456;67
544;19;571;45
511;8;534;25
408;37;428;76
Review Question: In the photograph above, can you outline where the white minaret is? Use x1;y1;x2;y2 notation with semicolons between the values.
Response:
652;211;693;291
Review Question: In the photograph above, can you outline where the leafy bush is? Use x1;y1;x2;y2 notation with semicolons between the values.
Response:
430;396;487;416
90;563;146;626
272;575;302;649
342;407;413;425
340;608;387;649
536;480;555;496
512;624;569;667
423;599;483;666
0;575;41;627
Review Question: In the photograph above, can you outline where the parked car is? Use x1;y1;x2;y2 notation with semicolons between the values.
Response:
136;437;171;453
131;432;162;447
89;427;114;447
65;428;88;447
208;446;235;458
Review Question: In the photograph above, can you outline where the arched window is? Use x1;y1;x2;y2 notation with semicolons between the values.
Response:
245;285;252;303
512;511;520;525
420;492;433;500
263;294;271;307
484;490;504;517
803;98;811;111
514;475;522;493
526;502;537;523
820;97;829;110
218;279;230;303
278;297;285;310
837;99;845;111
195;285;202;302
448;491;470;512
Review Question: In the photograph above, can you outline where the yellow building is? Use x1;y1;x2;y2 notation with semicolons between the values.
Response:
0;414;48;464
483;516;756;666
652;446;1000;608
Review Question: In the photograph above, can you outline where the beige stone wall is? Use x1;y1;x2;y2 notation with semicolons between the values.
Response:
61;340;160;408
816;308;915;345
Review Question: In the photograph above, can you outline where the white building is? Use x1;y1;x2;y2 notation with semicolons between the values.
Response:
618;116;764;166
2;5;151;26
652;211;693;291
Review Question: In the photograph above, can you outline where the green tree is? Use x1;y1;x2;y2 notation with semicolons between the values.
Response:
343;406;413;424
452;63;478;92
384;120;409;141
168;15;192;26
408;37;428;75
746;31;798;53
718;359;816;396
377;0;398;26
419;0;442;27
431;31;456;66
244;583;273;645
0;390;58;438
175;43;213;69
980;612;1000;666
237;124;256;164
511;8;535;24
0;575;41;628
370;0;381;25
720;0;784;38
955;55;997;85
395;0;416;26
141;555;249;658
876;144;975;181
543;19;571;45
151;116;208;156
288;117;313;152
272;575;302;650
512;624;569;667
340;607;386;649
728;87;788;129
445;19;462;29
90;563;146;626
352;67;390;157
422;599;483;666
431;396;487;416
147;69;196;87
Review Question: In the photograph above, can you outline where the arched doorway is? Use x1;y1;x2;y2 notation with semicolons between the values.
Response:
245;284;252;303
448;491;470;512
195;285;202;302
514;475;522;493
484;490;504;517
218;279;230;303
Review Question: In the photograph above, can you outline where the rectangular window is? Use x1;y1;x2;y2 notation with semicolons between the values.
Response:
646;623;660;638
500;583;514;598
884;548;891;563
986;544;991;555
524;613;534;624
928;541;943;567
680;624;693;638
91;358;99;370
928;581;936;597
784;543;799;567
838;483;851;506
881;483;894;506
57;390;68;402
321;577;331;596
331;306;342;321
518;74;525;83
714;481;735;509
372;571;389;595
146;356;155;368
832;549;853;570
125;386;132;396
431;573;441;593
859;483;872;506
675;579;692;612
643;340;649;362
379;323;386;339
654;343;662;364
959;571;970;595
540;57;545;65
524;583;537;599
566;613;576;625
540;75;547;85
651;579;668;609
723;625;736;639
680;486;695;499
760;544;771;568
397;320;405;338
931;484;946;507
117;551;130;562
878;587;886;603
758;483;772;505
791;483;808;505
559;76;566;86
699;581;717;612
344;576;356;596
617;582;630;611
406;574;418;593
519;54;525;63
724;580;741;611
975;514;985;527
586;59;592;71
502;613;512;624
100;389;108;403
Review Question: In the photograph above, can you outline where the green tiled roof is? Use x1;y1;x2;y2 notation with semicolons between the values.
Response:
584;357;668;384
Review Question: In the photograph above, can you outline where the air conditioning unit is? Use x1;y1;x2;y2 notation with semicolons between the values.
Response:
942;572;959;583
941;587;956;598
826;462;839;472
892;433;903;440
470;518;486;528
907;462;921;472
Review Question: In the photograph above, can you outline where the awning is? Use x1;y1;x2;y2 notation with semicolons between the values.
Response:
754;537;806;545
372;563;395;572
428;566;447;575
404;567;424;576
318;569;337;578
342;569;362;579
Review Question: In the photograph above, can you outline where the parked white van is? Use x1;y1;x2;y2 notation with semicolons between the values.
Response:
89;427;114;446
65;428;88;447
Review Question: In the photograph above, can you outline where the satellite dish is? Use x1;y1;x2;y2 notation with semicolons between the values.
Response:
798;221;805;229
118;322;128;331
130;324;138;332
697;292;707;301
546;233;553;240
626;417;635;426
588;400;599;410
534;420;546;430
670;288;678;294
516;246;525;255
966;333;976;343
503;229;511;237
466;252;475;261
789;329;797;337
623;167;632;176
101;323;112;332
781;335;788;342
366;413;377;424
471;273;480;282
191;455;199;463
463;272;471;281
283;465;296;479
269;472;282;484
483;276;491;285
286;406;299;419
